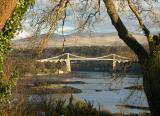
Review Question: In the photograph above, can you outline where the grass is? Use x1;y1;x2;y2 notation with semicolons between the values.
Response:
2;95;112;116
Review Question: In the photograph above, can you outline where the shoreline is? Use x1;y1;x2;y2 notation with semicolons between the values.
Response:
15;73;86;95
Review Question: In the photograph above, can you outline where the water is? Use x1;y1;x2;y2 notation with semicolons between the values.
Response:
28;72;149;114
65;72;149;114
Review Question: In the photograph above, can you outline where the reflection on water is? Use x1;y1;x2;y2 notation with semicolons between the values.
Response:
29;72;149;114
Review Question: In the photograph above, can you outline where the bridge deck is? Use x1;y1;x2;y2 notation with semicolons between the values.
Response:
37;53;131;62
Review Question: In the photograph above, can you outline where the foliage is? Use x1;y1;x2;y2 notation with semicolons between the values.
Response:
0;0;34;69
3;96;111;116
0;0;35;112
8;56;66;75
11;46;141;73
12;46;137;59
0;71;18;112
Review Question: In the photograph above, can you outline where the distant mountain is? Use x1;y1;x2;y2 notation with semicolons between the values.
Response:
65;32;119;38
11;32;148;49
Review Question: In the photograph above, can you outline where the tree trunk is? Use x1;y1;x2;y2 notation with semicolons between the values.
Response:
143;50;160;116
103;0;160;115
102;0;148;62
0;0;17;30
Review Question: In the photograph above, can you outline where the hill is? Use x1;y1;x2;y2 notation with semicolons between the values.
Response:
11;32;148;49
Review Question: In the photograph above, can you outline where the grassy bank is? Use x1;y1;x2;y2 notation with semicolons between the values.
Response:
3;95;112;116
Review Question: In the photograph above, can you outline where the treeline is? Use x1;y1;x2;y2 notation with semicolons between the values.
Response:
71;61;141;73
11;46;138;60
5;56;67;75
9;46;142;74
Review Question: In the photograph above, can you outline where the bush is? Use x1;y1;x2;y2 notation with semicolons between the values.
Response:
3;96;111;116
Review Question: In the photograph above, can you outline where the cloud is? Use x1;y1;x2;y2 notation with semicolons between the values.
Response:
13;0;160;40
14;31;33;40
55;26;74;35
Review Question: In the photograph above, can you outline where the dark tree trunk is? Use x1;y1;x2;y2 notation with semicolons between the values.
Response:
143;50;160;116
103;0;160;115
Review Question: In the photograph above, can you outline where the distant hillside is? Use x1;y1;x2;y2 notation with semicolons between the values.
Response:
11;32;148;49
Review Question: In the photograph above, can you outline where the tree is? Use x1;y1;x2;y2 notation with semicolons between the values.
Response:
102;0;160;115
1;0;160;115
0;0;17;29
0;0;35;109
0;0;35;70
40;0;159;115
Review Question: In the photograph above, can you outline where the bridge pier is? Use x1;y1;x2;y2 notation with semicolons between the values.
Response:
112;54;116;71
66;53;71;72
112;61;117;71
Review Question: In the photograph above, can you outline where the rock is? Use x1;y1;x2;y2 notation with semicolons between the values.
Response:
95;89;102;92
116;104;149;110
124;85;143;90
30;86;82;94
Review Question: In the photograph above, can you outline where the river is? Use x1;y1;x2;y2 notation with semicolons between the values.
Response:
67;72;149;114
28;72;149;114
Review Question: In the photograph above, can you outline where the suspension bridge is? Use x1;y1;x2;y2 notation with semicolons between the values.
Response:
37;53;131;72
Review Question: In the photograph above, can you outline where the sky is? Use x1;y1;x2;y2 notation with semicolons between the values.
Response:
14;0;160;40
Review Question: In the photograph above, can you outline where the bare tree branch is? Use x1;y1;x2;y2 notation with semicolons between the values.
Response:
127;0;153;43
103;0;148;62
35;0;70;54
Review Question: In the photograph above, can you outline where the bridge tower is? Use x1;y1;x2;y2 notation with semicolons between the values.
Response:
112;54;117;72
66;53;71;72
